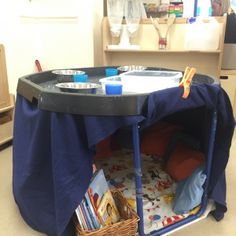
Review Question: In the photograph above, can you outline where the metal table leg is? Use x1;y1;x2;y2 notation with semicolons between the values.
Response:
132;124;145;236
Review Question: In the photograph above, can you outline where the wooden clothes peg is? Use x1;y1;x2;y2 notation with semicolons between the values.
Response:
179;67;196;99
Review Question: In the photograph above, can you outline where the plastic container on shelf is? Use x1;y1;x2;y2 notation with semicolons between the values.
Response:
196;0;212;17
184;17;220;51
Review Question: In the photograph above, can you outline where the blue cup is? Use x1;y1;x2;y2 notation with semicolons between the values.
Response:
73;74;88;82
105;83;122;95
105;68;118;77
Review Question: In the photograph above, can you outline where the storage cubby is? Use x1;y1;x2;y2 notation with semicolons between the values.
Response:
0;94;15;146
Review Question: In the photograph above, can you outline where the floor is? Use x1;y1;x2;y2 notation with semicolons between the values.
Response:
0;131;235;236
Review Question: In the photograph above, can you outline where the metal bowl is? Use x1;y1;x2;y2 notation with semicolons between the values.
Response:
52;69;85;75
52;69;85;82
55;82;100;94
117;65;147;72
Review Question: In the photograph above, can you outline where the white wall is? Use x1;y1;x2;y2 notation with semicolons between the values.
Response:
0;0;95;94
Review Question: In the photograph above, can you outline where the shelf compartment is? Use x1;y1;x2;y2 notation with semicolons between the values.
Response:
0;94;15;146
0;120;13;145
102;16;227;79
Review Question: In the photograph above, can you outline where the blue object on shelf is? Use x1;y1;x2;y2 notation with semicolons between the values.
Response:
188;17;196;24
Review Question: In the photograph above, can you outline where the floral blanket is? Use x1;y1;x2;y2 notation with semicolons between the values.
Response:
95;150;193;234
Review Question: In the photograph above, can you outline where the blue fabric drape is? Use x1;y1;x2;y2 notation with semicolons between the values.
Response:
13;84;234;236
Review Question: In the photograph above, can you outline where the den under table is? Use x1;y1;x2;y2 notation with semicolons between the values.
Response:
13;67;235;236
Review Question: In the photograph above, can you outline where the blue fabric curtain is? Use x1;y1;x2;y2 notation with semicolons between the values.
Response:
13;84;235;236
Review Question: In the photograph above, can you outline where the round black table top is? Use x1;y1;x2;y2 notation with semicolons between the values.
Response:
17;66;219;116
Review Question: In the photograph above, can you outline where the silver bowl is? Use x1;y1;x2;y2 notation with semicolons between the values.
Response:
52;69;85;82
55;82;100;94
52;69;85;75
117;65;147;72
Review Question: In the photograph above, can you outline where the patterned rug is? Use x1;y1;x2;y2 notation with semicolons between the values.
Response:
95;150;194;234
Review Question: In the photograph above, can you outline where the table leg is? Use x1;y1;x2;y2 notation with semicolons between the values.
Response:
132;124;145;236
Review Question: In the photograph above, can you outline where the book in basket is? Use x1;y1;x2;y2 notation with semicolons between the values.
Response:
97;190;120;226
87;169;120;226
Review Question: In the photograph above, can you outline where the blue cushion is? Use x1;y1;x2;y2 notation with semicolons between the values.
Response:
173;165;206;214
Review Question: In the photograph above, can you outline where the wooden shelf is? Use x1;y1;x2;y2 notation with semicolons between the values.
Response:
0;94;15;146
0;120;13;146
0;44;15;146
0;44;10;110
104;49;222;53
0;102;15;113
102;16;227;79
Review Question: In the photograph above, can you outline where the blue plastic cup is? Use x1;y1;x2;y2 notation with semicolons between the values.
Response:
73;74;88;82
105;68;118;77
105;83;122;95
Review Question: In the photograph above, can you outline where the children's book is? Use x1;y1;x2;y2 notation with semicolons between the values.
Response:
84;191;101;229
88;169;109;209
81;199;94;230
97;190;120;226
75;205;87;230
75;169;120;229
87;169;120;226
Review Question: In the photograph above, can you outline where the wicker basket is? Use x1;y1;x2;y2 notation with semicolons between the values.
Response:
74;189;139;236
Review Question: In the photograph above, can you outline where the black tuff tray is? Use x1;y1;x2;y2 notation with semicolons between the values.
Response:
17;66;219;116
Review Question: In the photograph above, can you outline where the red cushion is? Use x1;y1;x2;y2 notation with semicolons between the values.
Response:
94;136;121;160
94;137;113;160
141;122;183;157
165;143;204;181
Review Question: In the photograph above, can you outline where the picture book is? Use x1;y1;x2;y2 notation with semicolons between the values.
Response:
97;190;120;226
81;199;94;230
75;169;120;229
87;169;109;210
84;191;101;229
87;169;120;226
75;205;87;230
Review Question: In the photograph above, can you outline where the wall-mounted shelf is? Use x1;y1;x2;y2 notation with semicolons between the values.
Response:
102;16;227;79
